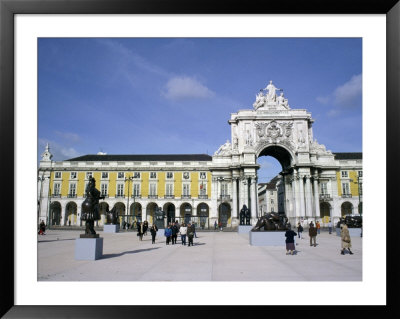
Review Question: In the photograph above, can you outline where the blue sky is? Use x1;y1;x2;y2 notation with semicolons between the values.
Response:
38;38;362;183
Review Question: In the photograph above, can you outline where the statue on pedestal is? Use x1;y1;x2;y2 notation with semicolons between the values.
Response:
106;206;118;224
252;212;289;231
239;205;247;225
80;177;105;238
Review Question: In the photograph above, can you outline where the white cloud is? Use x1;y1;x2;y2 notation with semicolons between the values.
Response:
54;131;81;143
38;138;80;161
316;74;362;116
333;74;362;108
162;76;215;101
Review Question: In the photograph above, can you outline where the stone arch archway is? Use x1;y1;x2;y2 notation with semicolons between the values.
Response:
65;201;77;225
146;202;158;225
180;202;192;224
320;202;331;223
50;201;61;226
341;202;353;217
218;203;231;227
164;203;176;225
98;202;109;226
197;202;209;229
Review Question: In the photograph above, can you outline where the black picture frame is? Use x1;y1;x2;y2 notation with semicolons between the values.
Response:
1;0;398;317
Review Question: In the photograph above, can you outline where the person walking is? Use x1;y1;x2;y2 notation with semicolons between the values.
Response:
309;222;317;247
137;221;144;241
297;222;303;239
328;220;333;234
340;224;354;255
187;223;194;246
214;220;217;230
150;224;158;244
316;221;321;234
191;222;198;238
180;223;187;246
143;220;149;236
38;220;46;235
171;222;179;244
164;225;172;245
285;226;297;255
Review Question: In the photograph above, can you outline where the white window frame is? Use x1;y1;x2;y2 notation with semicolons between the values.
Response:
183;183;190;196
150;172;157;179
341;171;348;178
166;172;173;179
166;183;174;196
55;171;61;179
133;183;141;196
320;182;328;195
133;172;141;179
117;183;124;196
101;183;108;196
53;182;61;195
199;182;207;194
342;182;350;195
102;172;109;179
118;172;125;179
86;172;93;179
199;172;206;179
183;172;190;180
358;171;363;177
69;183;76;196
149;183;157;196
221;183;228;196
70;172;77;179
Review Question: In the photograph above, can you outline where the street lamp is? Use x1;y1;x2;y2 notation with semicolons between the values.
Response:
125;176;134;227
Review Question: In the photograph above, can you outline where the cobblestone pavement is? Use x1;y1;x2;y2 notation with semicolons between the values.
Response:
38;229;362;281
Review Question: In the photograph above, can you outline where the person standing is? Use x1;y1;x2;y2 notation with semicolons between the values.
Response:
143;220;149;236
150;224;158;244
309;222;317;247
191;222;198;238
214;220;217;230
328;220;333;234
137;221;144;241
180;223;187;246
187;223;194;246
297;222;303;239
171;222;178;244
164;225;172;245
340;224;354;255
316;221;321;234
285;227;297;255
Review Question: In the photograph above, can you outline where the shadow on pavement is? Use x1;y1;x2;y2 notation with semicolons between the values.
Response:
101;247;161;259
38;238;76;243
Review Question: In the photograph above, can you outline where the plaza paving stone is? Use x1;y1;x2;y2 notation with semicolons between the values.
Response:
37;229;362;281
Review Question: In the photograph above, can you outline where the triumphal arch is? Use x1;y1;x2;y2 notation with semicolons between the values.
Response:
211;81;341;226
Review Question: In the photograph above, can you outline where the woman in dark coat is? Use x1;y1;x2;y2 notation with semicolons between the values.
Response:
285;227;297;255
137;221;144;241
150;224;158;244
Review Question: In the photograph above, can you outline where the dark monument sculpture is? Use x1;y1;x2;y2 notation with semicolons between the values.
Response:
106;206;118;224
245;208;251;225
252;212;290;231
336;215;362;228
80;177;105;238
239;205;247;225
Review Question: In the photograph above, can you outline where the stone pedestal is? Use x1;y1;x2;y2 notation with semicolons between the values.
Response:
75;237;103;260
336;228;362;237
104;224;120;233
250;231;286;246
238;225;253;234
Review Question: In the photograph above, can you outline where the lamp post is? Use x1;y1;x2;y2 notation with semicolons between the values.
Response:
125;176;134;227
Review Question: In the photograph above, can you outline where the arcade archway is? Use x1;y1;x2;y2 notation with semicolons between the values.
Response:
218;203;231;227
50;202;61;226
341;202;353;216
65;202;77;225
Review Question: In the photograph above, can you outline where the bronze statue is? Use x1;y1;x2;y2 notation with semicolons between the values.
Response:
252;212;289;231
106;206;118;224
245;208;251;225
239;205;247;225
81;177;105;237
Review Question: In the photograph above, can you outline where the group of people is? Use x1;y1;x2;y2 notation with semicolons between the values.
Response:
163;221;197;246
284;220;354;256
135;220;198;247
